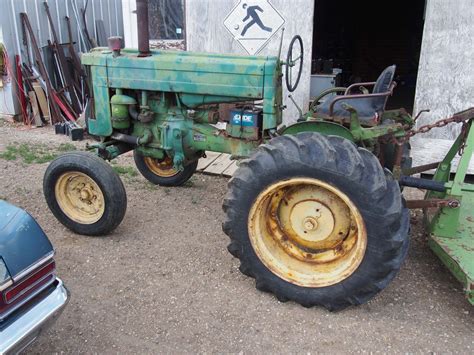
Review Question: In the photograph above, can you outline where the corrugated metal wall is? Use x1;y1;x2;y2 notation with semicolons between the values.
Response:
0;0;124;116
1;0;124;57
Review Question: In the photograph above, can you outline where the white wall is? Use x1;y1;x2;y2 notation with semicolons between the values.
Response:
122;0;138;47
414;0;474;139
185;0;314;125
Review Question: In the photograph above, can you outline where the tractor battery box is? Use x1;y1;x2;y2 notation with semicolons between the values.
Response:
227;109;262;140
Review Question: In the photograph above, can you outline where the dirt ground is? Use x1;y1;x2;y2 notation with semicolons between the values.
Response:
0;122;472;353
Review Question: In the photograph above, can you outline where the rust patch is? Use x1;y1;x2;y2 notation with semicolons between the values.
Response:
247;177;367;288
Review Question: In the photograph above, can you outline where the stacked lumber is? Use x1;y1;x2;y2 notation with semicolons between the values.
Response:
9;1;105;139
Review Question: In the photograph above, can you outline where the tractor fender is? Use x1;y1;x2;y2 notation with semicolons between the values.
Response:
280;121;355;142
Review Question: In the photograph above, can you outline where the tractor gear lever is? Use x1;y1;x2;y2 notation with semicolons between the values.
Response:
288;94;304;121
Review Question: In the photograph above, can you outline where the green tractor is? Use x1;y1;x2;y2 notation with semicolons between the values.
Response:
43;0;473;310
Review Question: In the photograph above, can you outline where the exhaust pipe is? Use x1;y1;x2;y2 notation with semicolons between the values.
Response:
136;0;151;57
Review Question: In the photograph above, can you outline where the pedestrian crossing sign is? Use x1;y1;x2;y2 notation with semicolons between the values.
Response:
223;0;285;55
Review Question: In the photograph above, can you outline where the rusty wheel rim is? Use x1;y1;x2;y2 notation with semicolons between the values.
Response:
144;156;179;177
55;171;105;224
248;178;367;287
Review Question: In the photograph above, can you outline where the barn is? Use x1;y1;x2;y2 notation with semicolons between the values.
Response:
123;0;474;140
1;0;473;141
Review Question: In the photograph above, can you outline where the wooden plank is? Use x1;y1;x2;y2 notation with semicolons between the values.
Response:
32;82;50;122
28;91;43;127
222;161;239;177
197;151;220;171
203;154;234;175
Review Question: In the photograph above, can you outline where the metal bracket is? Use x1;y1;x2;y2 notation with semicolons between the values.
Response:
406;199;460;209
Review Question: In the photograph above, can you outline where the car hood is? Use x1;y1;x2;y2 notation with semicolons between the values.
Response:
0;201;54;278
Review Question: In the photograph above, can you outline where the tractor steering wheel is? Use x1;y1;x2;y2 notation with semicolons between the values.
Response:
285;35;303;92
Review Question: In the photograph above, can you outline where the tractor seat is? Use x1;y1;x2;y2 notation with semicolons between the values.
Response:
315;65;396;126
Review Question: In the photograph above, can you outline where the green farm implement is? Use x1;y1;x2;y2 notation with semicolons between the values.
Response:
43;0;473;310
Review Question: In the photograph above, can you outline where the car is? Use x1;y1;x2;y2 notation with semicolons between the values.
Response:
0;200;69;353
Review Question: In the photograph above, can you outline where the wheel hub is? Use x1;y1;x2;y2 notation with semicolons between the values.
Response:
288;200;335;246
144;156;179;178
248;178;367;288
55;172;105;224
80;187;92;201
278;187;350;251
303;216;318;232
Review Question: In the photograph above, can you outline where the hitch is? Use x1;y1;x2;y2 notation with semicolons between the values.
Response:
405;198;460;209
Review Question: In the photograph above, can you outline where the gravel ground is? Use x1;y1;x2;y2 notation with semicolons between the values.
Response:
0;122;472;353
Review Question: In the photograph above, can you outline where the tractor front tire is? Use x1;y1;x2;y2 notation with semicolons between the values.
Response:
133;150;198;187
223;132;409;311
43;151;127;236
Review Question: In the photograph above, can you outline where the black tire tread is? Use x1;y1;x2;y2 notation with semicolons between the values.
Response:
43;151;127;236
222;133;409;311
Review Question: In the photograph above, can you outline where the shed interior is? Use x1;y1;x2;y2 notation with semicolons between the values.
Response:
312;0;426;113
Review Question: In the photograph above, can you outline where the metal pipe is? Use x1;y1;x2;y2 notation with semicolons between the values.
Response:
111;130;152;146
399;176;446;192
129;105;139;120
136;0;151;57
329;82;397;116
111;132;139;145
403;161;441;176
141;91;148;106
344;82;376;95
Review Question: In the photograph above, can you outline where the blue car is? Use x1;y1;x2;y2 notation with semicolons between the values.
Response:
0;200;69;353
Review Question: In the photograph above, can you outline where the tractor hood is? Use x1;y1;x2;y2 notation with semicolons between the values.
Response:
81;47;282;136
0;200;53;278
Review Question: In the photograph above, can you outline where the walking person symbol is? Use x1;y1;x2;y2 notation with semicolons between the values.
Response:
241;3;272;37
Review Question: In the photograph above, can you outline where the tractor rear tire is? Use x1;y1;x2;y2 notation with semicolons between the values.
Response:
133;150;198;187
223;132;409;311
43;151;127;236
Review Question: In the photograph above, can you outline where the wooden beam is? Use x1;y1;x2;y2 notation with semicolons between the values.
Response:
32;82;50;122
28;91;42;127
